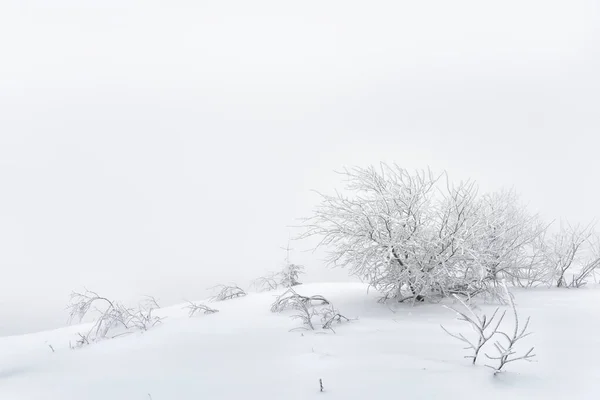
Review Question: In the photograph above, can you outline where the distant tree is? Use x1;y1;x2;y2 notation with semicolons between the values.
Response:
544;222;600;288
252;243;305;292
279;242;305;288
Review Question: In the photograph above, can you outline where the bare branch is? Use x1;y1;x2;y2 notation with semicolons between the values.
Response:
441;294;506;364
209;284;247;302
484;283;536;373
184;301;219;317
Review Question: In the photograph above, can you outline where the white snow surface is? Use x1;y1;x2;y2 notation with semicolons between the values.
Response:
0;282;598;399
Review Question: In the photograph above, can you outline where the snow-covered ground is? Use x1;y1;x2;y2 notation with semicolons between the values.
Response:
0;282;597;399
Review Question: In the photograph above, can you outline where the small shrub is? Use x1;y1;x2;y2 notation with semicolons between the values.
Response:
270;288;329;313
184;301;219;317
271;288;349;332
441;283;535;374
67;289;163;346
209;284;247;301
485;287;535;373
441;295;506;364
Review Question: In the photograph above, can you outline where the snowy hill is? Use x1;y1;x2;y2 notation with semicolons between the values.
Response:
1;282;598;399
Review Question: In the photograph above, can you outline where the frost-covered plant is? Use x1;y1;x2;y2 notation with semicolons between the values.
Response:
300;164;546;303
470;190;549;288
290;302;350;333
289;297;316;331
542;223;600;288
508;233;552;288
253;245;305;292
184;301;219;317
209;284;247;301
319;305;351;333
442;283;535;373
571;254;600;288
280;241;305;287
127;296;163;332
271;288;349;332
270;288;329;313
545;222;595;288
280;262;305;288
67;289;163;346
485;286;535;373
441;295;506;364
252;273;280;292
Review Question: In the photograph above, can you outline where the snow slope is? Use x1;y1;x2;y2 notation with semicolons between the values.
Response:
0;282;598;399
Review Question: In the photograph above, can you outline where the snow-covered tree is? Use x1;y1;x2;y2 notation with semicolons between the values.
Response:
301;163;546;302
252;244;305;291
468;190;549;293
544;222;600;287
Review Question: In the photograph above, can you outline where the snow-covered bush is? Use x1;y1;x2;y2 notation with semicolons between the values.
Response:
301;163;546;303
67;290;163;346
209;284;247;301
470;190;548;288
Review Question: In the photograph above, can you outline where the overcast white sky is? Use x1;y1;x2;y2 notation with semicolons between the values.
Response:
0;0;599;335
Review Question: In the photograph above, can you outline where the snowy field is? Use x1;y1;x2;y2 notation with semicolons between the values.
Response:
0;282;597;400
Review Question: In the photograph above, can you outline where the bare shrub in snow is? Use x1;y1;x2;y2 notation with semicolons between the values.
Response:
271;288;349;332
184;301;219;317
252;245;305;292
71;332;89;349
318;305;351;333
442;283;535;373
68;290;129;342
441;295;506;364
253;264;305;293
209;284;247;301
571;247;600;288
252;273;280;292
485;286;536;373
127;296;163;332
291;303;350;333
289;297;316;331
301;163;546;303
508;234;551;288
470;190;549;288
545;222;599;288
270;288;329;313
67;289;163;345
280;261;305;288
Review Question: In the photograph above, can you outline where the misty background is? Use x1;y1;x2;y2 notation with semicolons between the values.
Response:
0;0;598;336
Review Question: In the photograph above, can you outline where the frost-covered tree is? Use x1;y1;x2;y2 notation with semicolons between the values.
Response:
279;243;305;288
301;164;545;302
252;244;305;292
468;190;549;293
544;222;600;288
